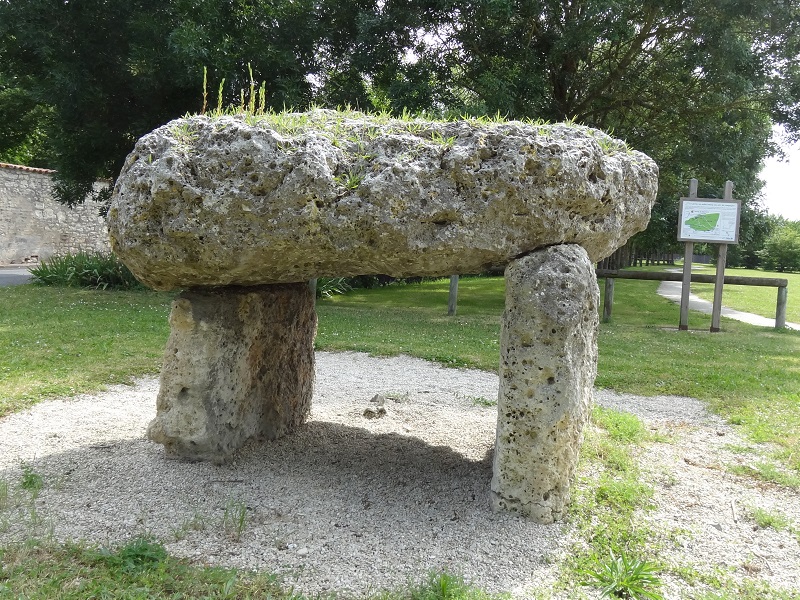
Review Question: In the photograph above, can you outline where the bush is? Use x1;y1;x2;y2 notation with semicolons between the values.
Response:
759;225;800;273
29;251;144;290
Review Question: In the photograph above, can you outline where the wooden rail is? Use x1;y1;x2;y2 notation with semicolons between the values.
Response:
596;269;789;329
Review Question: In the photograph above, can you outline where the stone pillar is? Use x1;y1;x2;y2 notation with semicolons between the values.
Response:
147;283;317;463
491;244;599;523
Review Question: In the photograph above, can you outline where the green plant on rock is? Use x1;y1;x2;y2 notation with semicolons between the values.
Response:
583;551;663;600
334;169;364;191
430;131;457;148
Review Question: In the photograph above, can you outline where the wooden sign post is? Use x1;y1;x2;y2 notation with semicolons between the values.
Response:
678;180;698;330
677;179;741;332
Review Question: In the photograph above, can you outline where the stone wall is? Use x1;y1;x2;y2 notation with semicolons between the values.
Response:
0;163;110;264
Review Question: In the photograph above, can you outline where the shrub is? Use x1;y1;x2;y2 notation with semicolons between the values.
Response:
759;224;800;273
29;251;144;290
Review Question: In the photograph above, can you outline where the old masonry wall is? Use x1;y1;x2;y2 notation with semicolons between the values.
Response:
0;163;110;264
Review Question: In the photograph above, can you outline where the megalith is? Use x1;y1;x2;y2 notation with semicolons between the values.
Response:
492;245;598;522
108;109;658;522
148;284;316;463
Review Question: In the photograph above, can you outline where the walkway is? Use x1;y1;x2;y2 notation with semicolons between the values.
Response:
657;279;800;331
0;265;32;287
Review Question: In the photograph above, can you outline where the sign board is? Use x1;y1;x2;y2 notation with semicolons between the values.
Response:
678;198;741;244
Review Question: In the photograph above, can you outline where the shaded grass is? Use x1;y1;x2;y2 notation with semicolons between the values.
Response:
0;537;499;599
0;285;172;417
0;538;292;599
316;278;502;370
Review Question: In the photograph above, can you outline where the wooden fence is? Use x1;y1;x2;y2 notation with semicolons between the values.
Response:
596;269;789;330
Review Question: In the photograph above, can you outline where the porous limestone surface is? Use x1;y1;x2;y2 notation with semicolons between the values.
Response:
492;244;599;523
108;110;658;290
148;283;316;463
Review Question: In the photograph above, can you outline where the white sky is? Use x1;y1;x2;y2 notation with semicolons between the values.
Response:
760;133;800;222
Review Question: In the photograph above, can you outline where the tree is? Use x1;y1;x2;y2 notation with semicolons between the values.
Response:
2;0;799;236
760;220;800;272
0;73;55;167
369;0;799;256
0;0;336;206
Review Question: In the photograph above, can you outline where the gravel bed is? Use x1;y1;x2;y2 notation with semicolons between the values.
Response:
1;351;798;597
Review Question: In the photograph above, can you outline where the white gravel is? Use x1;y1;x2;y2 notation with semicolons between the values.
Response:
1;351;798;598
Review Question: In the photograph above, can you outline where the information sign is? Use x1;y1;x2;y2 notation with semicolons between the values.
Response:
678;198;741;244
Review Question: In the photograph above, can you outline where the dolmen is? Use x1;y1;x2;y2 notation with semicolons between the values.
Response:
108;109;658;523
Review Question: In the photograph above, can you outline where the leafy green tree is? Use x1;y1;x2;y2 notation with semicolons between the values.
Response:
0;0;333;206
727;206;774;269
0;74;54;167
759;221;800;273
2;0;799;241
371;0;799;256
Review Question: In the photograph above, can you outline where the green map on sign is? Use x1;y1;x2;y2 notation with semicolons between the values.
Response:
685;213;720;232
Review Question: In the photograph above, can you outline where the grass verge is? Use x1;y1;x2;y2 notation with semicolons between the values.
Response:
0;537;292;598
688;266;800;324
558;407;662;597
4;277;798;478
0;286;172;417
2;276;799;597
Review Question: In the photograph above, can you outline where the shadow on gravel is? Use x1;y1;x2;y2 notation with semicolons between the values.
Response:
1;418;561;596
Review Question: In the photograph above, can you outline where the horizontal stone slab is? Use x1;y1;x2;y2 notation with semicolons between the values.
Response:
109;110;658;290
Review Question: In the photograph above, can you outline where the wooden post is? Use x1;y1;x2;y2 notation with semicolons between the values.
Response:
602;277;614;323
776;286;788;330
448;274;459;316
679;179;698;330
309;278;317;306
710;181;734;333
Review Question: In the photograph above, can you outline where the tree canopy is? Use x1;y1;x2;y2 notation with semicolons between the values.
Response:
1;0;798;252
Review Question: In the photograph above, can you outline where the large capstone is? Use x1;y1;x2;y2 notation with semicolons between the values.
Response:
491;245;599;523
148;283;316;463
108;110;657;290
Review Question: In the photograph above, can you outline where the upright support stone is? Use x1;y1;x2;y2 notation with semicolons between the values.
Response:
147;283;317;463
492;244;599;523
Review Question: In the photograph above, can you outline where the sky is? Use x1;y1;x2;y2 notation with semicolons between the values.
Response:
760;135;800;221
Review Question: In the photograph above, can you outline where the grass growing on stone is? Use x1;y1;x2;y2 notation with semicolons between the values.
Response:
0;285;172;417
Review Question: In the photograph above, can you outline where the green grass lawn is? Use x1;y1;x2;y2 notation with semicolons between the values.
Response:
688;266;800;324
0;286;173;417
3;277;799;474
317;276;800;474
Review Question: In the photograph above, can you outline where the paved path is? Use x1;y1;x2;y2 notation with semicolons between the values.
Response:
0;266;33;287
657;279;800;331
